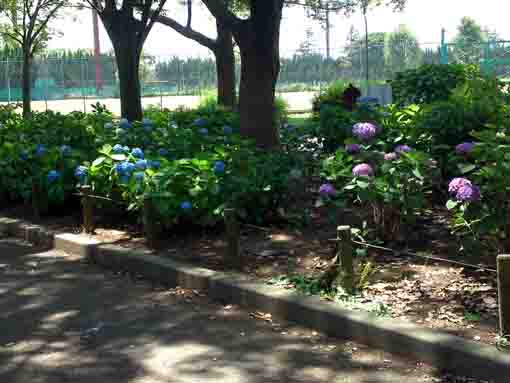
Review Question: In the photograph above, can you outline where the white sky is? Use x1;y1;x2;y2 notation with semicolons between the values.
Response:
50;0;509;59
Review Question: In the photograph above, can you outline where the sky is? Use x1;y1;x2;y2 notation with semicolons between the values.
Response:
49;0;510;59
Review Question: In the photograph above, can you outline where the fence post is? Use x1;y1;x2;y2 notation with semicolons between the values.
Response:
32;179;41;222
143;194;157;248
81;185;95;234
224;208;242;270
498;254;510;336
337;225;354;293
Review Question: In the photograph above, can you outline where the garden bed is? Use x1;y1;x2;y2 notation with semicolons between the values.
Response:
1;200;501;349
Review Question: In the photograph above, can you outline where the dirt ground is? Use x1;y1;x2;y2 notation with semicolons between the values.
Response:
0;237;492;383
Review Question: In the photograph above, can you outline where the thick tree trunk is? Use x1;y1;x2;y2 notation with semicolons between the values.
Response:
22;51;32;119
103;16;144;122
114;44;143;121
236;1;283;149
215;23;236;109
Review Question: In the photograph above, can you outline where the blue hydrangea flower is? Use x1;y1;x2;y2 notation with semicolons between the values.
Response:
213;160;226;174
180;201;192;211
35;144;46;157
112;144;124;154
135;159;148;170
59;145;72;156
115;161;136;176
198;128;209;136
158;148;169;157
148;160;161;170
131;148;144;159
75;166;88;181
134;172;145;183
119;118;131;129
20;151;29;161
47;170;60;184
193;118;207;127
123;146;130;153
223;125;233;135
104;122;113;129
142;118;153;132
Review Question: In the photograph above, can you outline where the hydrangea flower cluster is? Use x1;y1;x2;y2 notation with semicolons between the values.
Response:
131;148;144;159
384;152;398;161
223;125;233;135
47;170;60;184
75;166;88;182
193;118;207;127
199;128;209;136
395;145;412;154
142;118;153;132
20;151;29;161
135;159;148;170
213;161;225;174
113;144;129;154
115;161;136;183
352;122;377;141
352;163;374;177
119;118;131;129
181;201;192;211
345;143;361;154
455;142;474;155
104;122;113;130
35;144;46;157
148;160;160;170
59;145;71;156
319;183;336;197
158;148;169;157
448;178;481;202
134;172;145;183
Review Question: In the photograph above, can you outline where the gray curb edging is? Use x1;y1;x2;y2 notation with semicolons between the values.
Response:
1;216;509;382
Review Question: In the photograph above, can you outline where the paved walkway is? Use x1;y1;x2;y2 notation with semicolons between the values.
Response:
0;238;467;383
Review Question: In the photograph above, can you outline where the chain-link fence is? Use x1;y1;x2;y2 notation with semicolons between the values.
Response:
11;39;510;114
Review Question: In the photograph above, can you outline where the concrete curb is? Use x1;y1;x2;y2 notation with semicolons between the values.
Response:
1;216;509;382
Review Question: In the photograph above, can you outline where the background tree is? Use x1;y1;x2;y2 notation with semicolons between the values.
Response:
85;0;167;122
157;0;236;109
0;0;67;118
452;16;488;64
385;24;422;76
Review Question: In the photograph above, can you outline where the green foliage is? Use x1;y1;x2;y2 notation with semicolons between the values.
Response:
312;80;348;112
391;64;481;105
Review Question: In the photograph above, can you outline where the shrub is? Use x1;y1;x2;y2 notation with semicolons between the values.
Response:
391;64;481;105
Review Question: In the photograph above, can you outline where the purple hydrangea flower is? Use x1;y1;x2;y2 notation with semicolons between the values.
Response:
345;144;361;154
448;178;472;196
319;183;336;197
352;163;374;177
456;184;481;202
352;122;378;141
456;142;475;155
395;145;412;154
384;152;398;161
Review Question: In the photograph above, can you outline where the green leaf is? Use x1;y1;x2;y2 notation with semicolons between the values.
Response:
111;154;127;161
446;200;460;210
458;164;477;174
356;180;370;189
92;157;106;167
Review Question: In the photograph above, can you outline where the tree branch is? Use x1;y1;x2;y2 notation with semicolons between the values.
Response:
200;0;242;32
186;0;192;28
157;14;217;50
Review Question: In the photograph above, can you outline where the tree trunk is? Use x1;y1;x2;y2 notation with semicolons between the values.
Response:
103;16;144;122
215;22;236;109
22;51;32;119
113;41;143;122
235;1;283;149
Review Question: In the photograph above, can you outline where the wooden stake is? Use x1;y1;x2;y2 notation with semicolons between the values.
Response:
143;194;157;248
225;208;242;270
498;254;510;336
81;185;95;234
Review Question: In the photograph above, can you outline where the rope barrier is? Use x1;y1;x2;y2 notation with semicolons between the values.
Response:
329;237;497;273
